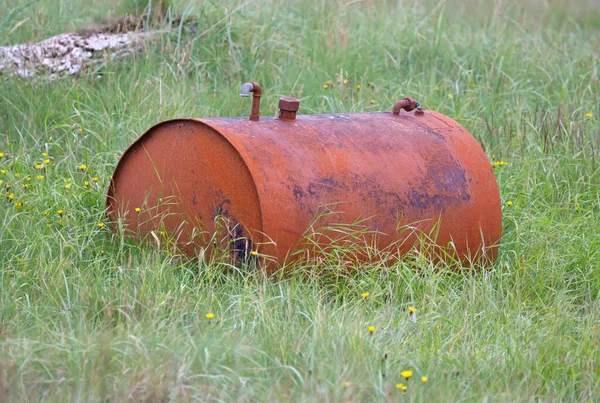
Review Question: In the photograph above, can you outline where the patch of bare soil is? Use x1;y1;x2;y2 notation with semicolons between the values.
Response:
0;15;191;78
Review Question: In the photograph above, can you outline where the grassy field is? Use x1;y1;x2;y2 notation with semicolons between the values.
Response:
1;0;599;401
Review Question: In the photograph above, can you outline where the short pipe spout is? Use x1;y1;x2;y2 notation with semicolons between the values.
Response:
392;97;419;115
239;82;262;121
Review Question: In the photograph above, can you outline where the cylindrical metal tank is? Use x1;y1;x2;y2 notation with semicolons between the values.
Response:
107;83;502;271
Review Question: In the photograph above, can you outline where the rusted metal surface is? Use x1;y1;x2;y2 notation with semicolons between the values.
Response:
107;94;502;271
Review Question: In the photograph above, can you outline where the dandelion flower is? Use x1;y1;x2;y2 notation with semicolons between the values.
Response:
0;152;4;157
343;381;351;387
58;209;63;216
370;99;375;105
79;164;87;171
206;313;215;319
14;173;19;178
5;183;10;189
34;163;42;169
42;152;48;158
368;325;375;334
43;212;48;216
421;376;428;383
15;201;22;208
78;128;83;134
356;84;361;90
91;177;99;183
135;207;141;214
44;159;50;164
401;370;413;380
435;86;440;91
507;200;513;206
250;250;258;256
343;79;348;84
447;93;453;99
22;183;30;189
65;184;71;189
409;306;417;313
323;84;329;89
37;175;44;180
8;193;14;201
361;292;370;299
97;222;104;228
395;383;404;389
0;170;5;174
586;113;592;118
84;181;89;187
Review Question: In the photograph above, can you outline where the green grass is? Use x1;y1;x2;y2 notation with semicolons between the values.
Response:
1;0;599;400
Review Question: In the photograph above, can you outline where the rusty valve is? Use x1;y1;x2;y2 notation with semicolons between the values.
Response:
392;97;419;115
278;97;300;121
239;82;262;121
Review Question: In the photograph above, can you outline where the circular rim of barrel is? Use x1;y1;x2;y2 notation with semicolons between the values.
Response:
106;118;264;257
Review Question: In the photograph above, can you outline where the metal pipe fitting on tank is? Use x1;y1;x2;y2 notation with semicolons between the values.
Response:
392;97;419;115
239;82;262;121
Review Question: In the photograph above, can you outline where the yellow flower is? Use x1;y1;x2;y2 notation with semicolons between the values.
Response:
37;175;44;180
408;306;417;313
206;313;215;319
507;201;513;207
22;183;30;189
447;93;453;99
368;325;375;333
97;222;104;228
342;381;351;387
401;370;413;380
250;250;258;256
356;84;361;90
492;154;496;160
343;79;348;84
8;193;14;201
396;383;407;392
34;163;42;169
91;177;99;183
44;159;50;164
57;209;63;216
78;164;87;171
42;152;48;157
14;173;19;178
5;183;10;189
323;84;329;89
64;178;71;183
65;184;71;189
15;201;22;208
0;180;2;184
26;177;31;181
586;113;592;118
0;170;5;174
361;292;370;299
43;211;48;216
78;128;83;134
421;376;428;383
84;181;89;187
0;152;4;157
370;99;375;105
135;207;141;213
435;86;440;91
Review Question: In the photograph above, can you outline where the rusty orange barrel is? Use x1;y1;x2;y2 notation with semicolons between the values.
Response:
107;84;502;270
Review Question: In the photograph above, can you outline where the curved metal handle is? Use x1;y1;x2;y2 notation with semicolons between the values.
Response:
392;97;419;115
239;82;262;121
